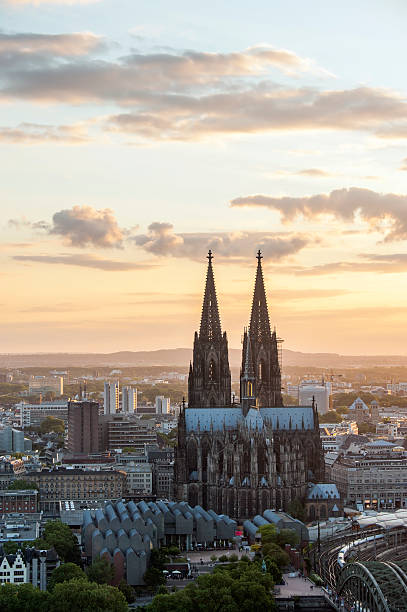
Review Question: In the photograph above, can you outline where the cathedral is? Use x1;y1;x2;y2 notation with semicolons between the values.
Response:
175;251;324;521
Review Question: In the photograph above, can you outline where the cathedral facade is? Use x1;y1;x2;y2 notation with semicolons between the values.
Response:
175;251;324;521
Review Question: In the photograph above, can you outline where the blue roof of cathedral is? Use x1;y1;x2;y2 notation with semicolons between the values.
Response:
260;407;314;429
185;406;314;432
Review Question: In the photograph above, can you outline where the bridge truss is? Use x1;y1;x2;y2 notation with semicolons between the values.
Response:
337;561;407;612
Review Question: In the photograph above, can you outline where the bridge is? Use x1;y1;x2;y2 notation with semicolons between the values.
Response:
336;560;407;612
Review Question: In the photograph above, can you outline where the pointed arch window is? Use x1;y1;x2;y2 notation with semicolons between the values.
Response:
209;359;216;382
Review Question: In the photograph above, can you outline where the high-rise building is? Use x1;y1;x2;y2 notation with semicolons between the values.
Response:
155;396;170;414
28;376;63;396
104;381;119;415
299;382;331;415
67;400;100;455
0;426;30;453
122;387;137;413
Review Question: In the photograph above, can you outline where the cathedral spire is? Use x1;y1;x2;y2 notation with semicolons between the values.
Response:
249;250;272;344
188;251;231;408
240;251;283;408
199;250;222;342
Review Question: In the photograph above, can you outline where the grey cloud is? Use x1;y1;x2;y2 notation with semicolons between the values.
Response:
12;254;150;271
49;206;124;248
134;222;309;261
231;187;407;241
9;205;127;248
1;35;407;143
0;31;104;58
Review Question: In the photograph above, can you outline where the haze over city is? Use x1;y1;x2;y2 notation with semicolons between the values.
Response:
2;0;407;355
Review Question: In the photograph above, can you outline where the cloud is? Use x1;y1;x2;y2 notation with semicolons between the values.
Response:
12;253;150;271
0;30;104;58
296;168;332;177
0;122;89;144
279;253;407;276
134;222;309;261
2;35;407;143
231;187;407;241
49;206;125;248
400;158;407;171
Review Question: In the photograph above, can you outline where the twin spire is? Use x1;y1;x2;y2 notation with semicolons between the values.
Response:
249;250;272;344
199;249;222;343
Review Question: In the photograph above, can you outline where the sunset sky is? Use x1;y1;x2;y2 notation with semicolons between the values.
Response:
2;0;407;354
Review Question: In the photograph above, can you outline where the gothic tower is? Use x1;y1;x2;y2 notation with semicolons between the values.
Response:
240;251;283;407
188;251;231;407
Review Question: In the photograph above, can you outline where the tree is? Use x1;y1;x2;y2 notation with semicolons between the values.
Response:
143;548;167;589
39;416;65;435
35;520;81;565
147;560;276;612
322;410;342;423
48;579;127;612
276;529;300;548
8;479;38;491
117;579;136;603
257;523;277;545
0;583;49;612
48;562;86;591
358;422;376;434
86;558;115;585
287;498;306;523
262;543;290;568
263;557;282;584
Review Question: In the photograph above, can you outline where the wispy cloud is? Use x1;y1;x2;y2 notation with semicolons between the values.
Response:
0;122;89;144
0;30;104;57
296;168;333;177
12;253;150;271
231;187;407;241
278;253;407;276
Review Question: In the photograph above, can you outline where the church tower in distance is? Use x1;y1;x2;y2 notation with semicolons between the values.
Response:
188;250;231;407
240;250;283;408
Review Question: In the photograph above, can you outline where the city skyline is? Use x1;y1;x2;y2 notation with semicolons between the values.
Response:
2;0;407;354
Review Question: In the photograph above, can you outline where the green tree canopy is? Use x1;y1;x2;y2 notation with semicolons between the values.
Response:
0;583;49;612
86;558;115;585
48;563;86;591
35;520;81;565
262;543;290;568
147;560;275;612
321;410;342;423
8;479;38;491
48;579;127;612
276;528;300;548
39;416;65;434
257;523;278;545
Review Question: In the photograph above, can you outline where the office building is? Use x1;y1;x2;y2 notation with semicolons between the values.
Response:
99;414;157;452
155;396;170;415
17;401;68;428
330;450;407;510
0;489;38;514
25;468;126;513
122;386;137;414
0;426;30;453
104;381;119;415
121;462;153;496
67;400;100;455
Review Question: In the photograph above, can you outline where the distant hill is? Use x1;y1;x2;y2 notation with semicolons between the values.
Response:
1;348;407;369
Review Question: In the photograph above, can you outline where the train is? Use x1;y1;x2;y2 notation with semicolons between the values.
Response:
337;534;385;568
